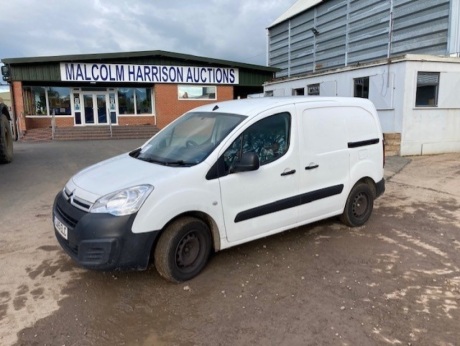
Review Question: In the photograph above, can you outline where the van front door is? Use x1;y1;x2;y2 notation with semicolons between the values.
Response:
218;108;300;243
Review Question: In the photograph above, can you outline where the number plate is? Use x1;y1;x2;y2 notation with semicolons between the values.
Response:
54;216;68;240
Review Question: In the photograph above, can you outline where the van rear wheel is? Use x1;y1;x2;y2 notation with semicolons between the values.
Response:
154;217;212;283
341;183;374;227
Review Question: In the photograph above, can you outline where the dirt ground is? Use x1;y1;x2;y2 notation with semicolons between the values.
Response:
1;140;459;346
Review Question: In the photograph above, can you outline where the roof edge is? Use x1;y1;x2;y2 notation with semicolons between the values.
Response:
2;50;279;72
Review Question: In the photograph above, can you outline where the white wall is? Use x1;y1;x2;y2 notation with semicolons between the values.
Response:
264;58;460;156
401;61;460;155
264;63;405;133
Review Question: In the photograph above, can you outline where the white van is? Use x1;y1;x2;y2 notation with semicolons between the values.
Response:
53;97;385;282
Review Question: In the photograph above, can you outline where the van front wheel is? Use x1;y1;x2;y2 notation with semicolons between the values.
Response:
154;217;212;283
341;183;374;227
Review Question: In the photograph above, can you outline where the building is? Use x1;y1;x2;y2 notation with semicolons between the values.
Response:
265;0;460;156
1;51;277;139
0;90;11;110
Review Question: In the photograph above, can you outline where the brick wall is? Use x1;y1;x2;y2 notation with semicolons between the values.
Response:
25;116;156;128
56;117;76;127
25;116;76;129
118;116;155;126
25;117;51;129
155;84;233;129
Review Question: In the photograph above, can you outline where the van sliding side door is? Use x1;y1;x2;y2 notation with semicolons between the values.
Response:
297;106;350;221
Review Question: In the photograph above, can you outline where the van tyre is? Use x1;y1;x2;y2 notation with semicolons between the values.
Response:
341;182;374;227
154;217;212;283
0;114;13;163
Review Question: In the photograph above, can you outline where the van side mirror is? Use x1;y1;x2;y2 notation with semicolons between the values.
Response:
232;152;260;173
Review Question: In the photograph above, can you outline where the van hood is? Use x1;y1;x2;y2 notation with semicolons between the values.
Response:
66;153;188;203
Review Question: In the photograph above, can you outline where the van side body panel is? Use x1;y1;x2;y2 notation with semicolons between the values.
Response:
220;99;384;249
297;105;351;222
346;105;385;189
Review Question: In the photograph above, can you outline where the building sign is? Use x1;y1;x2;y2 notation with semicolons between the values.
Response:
60;63;239;84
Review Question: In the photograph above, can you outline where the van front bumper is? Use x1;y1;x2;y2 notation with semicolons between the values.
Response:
53;191;159;271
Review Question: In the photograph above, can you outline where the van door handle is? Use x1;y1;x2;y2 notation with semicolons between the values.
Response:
281;169;296;176
305;164;319;170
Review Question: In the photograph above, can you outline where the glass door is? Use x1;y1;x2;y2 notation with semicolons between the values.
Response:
74;90;118;126
96;94;107;124
83;94;95;124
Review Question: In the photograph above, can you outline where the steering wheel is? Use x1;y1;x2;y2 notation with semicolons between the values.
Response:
186;140;198;147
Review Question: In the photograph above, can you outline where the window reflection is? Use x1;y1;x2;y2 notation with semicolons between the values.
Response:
118;88;152;114
22;86;71;115
22;86;153;116
135;88;152;114
178;85;217;100
48;87;71;115
118;88;135;114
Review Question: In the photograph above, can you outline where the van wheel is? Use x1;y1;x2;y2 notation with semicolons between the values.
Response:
154;217;212;283
340;183;374;227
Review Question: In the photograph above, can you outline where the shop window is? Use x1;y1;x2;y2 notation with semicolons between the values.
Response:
354;77;369;99
118;88;135;114
292;88;305;96
23;86;71;116
117;88;152;114
415;72;439;107
307;84;320;96
23;86;47;115
135;88;152;114
48;87;71;115
178;85;216;100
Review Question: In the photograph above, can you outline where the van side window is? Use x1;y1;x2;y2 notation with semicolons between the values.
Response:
223;112;291;172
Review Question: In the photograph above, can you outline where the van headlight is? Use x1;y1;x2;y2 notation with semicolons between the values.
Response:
90;185;154;216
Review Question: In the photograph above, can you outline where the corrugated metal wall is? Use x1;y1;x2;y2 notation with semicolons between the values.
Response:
11;63;62;82
269;0;451;77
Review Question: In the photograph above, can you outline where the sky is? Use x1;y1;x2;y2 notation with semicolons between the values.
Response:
0;0;295;65
0;0;296;91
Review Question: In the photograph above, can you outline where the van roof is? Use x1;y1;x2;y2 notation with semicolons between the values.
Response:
190;97;375;117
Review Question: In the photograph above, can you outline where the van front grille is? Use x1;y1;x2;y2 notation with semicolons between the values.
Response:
55;204;78;228
62;188;92;212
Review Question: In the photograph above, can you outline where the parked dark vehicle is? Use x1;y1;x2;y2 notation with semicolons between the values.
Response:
0;102;13;163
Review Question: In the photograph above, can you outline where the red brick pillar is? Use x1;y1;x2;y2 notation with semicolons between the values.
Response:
11;81;27;133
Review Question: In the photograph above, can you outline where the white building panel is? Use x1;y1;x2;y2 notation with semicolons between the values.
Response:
264;55;460;156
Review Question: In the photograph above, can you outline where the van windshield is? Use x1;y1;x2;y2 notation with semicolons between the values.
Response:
134;112;246;166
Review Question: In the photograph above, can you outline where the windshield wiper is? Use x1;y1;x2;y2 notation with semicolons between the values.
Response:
163;160;194;167
137;156;193;166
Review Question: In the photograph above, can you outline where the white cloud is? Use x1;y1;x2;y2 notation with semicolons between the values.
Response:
1;0;294;65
